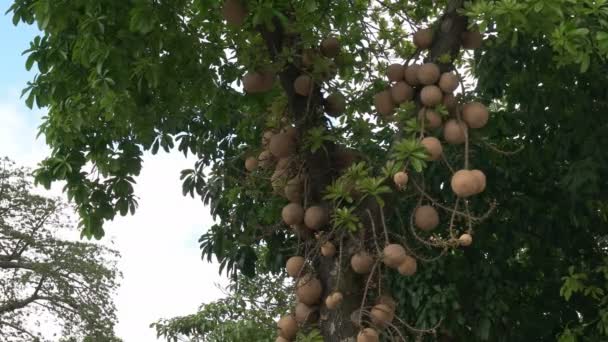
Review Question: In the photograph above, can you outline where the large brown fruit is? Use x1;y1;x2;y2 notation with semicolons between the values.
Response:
296;275;322;305
462;30;483;49
374;90;395;116
414;205;439;231
382;244;407;268
357;328;380;342
284;176;303;203
450;170;478;197
295;302;314;323
243;70;274;93
386;64;404;82
439;72;459;93
471;169;487;193
320;37;340;58
277;315;298;340
393;171;409;188
443;119;467;144
282;203;305;225
294;74;313;96
398;255;418;276
221;0;247;26
417;63;441;85
420;85;443;107
245;157;258;172
371;303;395;328
404;64;420;86
325;93;346;117
286;256;305;278
282;125;297;140
258;150;274;169
390;82;414;104
459;233;473;247
421;137;443;161
413;28;433;49
321;241;336;257
269;133;295;158
304;206;328;230
351;251;374;274
462;102;489;128
419;109;442;129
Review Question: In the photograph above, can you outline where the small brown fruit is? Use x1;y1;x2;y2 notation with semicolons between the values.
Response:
269;133;295;158
439;72;459;93
325;93;346;117
351;251;374;274
462;30;483;49
245;157;258;171
294;75;313;96
419;109;442;129
374;90;395;116
450;170;478;198
286;256;305;278
296;275;322;305
404;64;420;86
382;244;407;268
375;295;397;311
284;176;303;203
282;203;305;225
414;205;439;231
304;206;329;230
443;119;467;144
295;302;314;323
459;233;473;247
413;28;433;49
326;292;343;310
420;85;443;107
221;0;247;26
386;64;404;82
462;102;489;128
421;137;443;161
371;303;394;328
320;37;340;58
258;150;274;169
471;169;487;193
417;63;441;85
390;82;414;104
393;171;409;188
277;315;298;340
357;328;380;342
398;255;418;276
321;241;336;257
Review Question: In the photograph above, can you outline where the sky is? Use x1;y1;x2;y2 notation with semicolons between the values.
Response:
0;9;226;342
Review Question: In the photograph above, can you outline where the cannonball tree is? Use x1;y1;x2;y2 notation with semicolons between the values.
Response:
9;0;608;341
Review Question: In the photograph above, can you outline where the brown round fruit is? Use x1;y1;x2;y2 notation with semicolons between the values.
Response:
459;233;473;247
382;244;407;268
351;251;374;274
294;74;313;96
419;109;442;129
304;206;328;230
421;136;443;161
386;64;404;82
269;133;295;158
439;72;459;93
390;82;414;104
462;30;483;49
357;328;380;342
245;157;258;172
325;291;343;310
371;303;394;328
417;63;440;85
398;255;418;276
286;256;305;278
414;205;439;231
443;119;467;144
221;0;247;26
295;302;314;323
320;37;340;58
420;85;443;107
462;102;489;128
321;241;336;257
443;93;458;112
374;90;395;116
413;28;433;49
375;295;397;311
258;150;274;169
325;93;346;117
296;275;322;305
404;64;420;86
282;203;305;225
283;126;297;140
276;157;291;172
471;169;487;193
277;315;298;340
284;176;303;203
393;171;409;188
450;170;478;198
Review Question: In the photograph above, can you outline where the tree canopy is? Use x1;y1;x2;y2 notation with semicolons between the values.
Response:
0;158;121;341
8;0;608;341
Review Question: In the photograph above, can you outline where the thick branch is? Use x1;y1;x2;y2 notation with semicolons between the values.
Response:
0;276;45;314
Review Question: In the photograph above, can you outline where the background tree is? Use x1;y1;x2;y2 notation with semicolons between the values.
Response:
7;0;608;341
0;158;121;341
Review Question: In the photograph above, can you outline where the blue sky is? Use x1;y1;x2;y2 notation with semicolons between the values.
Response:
0;8;225;342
